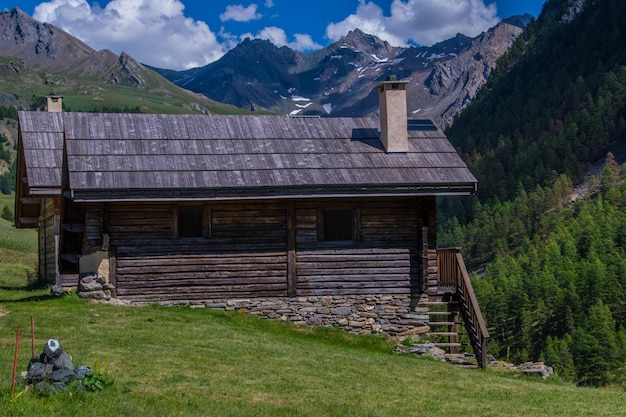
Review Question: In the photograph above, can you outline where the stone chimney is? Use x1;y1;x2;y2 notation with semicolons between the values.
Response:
46;96;63;112
377;78;409;153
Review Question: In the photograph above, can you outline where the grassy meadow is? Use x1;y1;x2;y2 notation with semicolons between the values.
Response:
1;195;626;416
0;193;37;288
2;290;626;417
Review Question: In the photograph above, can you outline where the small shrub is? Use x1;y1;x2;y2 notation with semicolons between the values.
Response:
1;204;12;222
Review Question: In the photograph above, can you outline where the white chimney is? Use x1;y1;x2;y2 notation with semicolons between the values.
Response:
46;96;63;113
377;78;409;153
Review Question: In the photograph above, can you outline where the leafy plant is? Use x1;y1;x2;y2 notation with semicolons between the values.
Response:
82;373;107;391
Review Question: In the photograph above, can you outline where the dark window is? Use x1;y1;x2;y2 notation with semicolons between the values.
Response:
178;206;204;238
322;209;353;241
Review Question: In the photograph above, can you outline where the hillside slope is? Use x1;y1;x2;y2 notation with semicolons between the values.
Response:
0;8;247;115
440;0;626;386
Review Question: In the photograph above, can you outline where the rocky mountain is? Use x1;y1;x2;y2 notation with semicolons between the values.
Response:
1;8;153;88
155;15;532;128
0;8;238;114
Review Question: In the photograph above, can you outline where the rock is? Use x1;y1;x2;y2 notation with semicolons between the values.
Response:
53;353;75;371
48;368;76;383
50;285;64;296
306;316;323;325
78;289;110;300
337;318;349;326
75;366;93;380
26;362;46;382
79;276;103;292
35;381;56;397
331;307;352;315
321;296;333;306
407;344;435;354
43;339;62;362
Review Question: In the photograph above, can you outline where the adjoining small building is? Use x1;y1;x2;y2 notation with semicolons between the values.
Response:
15;82;489;366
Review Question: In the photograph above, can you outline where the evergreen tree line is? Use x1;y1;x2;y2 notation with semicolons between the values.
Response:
0;105;18;120
439;0;626;386
440;156;626;385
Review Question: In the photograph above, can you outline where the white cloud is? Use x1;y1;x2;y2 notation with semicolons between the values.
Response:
219;4;262;22
33;0;225;70
240;27;322;51
326;0;499;47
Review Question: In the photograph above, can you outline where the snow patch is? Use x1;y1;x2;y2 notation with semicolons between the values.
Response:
427;53;446;61
291;96;311;102
323;103;333;114
371;54;388;63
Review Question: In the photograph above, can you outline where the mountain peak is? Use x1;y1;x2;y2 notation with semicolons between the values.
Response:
502;14;535;29
339;28;391;51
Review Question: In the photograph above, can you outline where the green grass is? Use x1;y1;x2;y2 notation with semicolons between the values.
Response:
1;290;625;417
0;194;37;288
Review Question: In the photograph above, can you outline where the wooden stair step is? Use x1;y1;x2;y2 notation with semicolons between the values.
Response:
427;332;459;337
432;342;463;347
425;311;457;316
419;301;457;306
59;273;79;286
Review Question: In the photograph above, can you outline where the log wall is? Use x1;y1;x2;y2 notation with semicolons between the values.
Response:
294;198;429;296
97;197;436;303
110;201;288;302
38;198;59;284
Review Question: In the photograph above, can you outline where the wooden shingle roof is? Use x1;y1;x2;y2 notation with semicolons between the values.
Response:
17;112;64;192
18;112;476;201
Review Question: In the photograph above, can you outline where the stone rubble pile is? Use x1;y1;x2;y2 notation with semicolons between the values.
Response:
24;338;93;395
78;274;113;300
397;343;556;377
395;343;478;366
506;361;555;379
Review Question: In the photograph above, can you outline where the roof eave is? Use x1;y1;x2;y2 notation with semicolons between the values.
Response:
67;183;477;203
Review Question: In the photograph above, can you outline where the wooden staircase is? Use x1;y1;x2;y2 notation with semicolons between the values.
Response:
420;248;490;368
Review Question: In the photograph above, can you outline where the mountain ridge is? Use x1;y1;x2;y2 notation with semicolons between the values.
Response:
153;15;533;128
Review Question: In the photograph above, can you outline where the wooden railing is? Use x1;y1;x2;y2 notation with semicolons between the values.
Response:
437;248;490;368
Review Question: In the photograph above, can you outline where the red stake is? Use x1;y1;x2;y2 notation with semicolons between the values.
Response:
11;327;21;401
31;315;35;358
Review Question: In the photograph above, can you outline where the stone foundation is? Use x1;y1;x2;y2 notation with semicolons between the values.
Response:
158;294;430;336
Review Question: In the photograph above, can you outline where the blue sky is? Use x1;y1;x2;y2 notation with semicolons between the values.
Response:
8;0;546;70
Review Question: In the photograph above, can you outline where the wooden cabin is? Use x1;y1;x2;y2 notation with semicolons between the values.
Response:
16;82;489;365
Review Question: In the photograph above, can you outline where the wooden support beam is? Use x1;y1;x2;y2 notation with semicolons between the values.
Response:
286;201;297;297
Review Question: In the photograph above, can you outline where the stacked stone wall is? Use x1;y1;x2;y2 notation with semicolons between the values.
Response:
160;294;428;336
